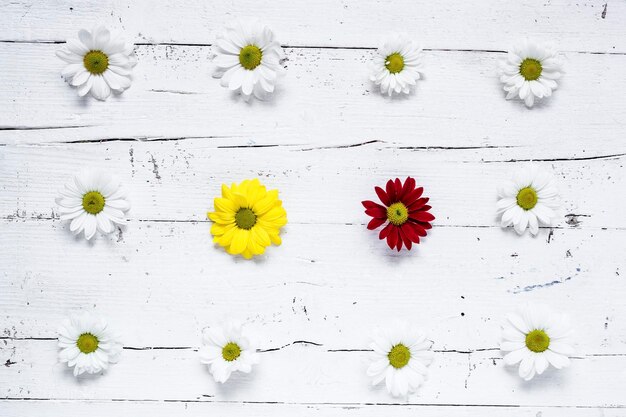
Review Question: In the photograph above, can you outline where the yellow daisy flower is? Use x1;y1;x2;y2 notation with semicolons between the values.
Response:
208;179;287;259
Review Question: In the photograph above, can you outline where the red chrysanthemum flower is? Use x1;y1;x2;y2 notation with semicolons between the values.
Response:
362;177;434;251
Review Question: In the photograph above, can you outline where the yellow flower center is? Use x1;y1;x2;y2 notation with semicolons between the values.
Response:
525;329;550;353
388;344;411;368
385;53;405;74
222;342;241;361
82;191;106;215
83;50;109;75
239;45;263;70
387;202;409;226
235;207;257;230
516;187;538;210
76;333;99;354
519;58;542;81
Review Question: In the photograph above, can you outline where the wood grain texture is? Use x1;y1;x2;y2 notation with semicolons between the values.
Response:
1;0;626;415
2;0;624;52
2;340;626;406
1;220;624;351
2;401;623;417
1;141;624;228
1;43;625;158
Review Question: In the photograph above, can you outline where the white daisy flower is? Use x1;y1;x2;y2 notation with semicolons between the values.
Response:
496;165;560;236
501;305;574;381
55;169;131;240
56;25;137;100
366;320;434;397
57;311;122;377
212;19;285;102
499;39;563;108
370;33;424;96
199;321;260;383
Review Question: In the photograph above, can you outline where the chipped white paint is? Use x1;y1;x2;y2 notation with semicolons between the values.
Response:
1;1;625;416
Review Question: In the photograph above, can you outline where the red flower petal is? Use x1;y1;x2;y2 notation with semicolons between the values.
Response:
375;186;391;206
405;221;425;239
362;200;385;210
398;177;415;200
408;197;429;211
403;187;424;205
398;226;412;250
379;222;393;240
411;211;435;222
365;207;387;218
366;178;433;251
417;221;432;230
367;217;386;230
386;226;399;250
386;180;396;203
394;178;403;197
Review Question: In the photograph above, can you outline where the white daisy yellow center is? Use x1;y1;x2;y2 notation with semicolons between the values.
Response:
385;53;405;74
387;202;409;226
519;58;542;81
235;207;257;230
82;191;106;215
525;329;550;353
239;45;263;70
388;343;411;368
516;187;538;210
76;333;99;353
222;342;242;361
83;50;109;75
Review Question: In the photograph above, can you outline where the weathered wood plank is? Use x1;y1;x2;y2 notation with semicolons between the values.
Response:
1;220;623;351
2;400;622;417
1;141;624;228
1;44;625;155
2;340;625;406
1;0;623;53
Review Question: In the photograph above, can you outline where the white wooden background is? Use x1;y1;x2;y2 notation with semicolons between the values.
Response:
1;1;625;416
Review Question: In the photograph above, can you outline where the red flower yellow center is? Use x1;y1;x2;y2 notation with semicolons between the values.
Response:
387;202;409;226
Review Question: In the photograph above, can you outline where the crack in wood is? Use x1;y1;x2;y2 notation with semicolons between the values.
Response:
482;153;626;163
2;39;626;56
2;397;625;408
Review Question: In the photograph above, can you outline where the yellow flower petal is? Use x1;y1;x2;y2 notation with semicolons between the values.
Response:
229;229;250;254
251;225;271;247
268;232;282;246
214;197;237;213
248;236;266;256
216;224;237;247
211;222;235;237
221;183;234;200
260;206;286;222
209;179;286;259
253;189;279;215
241;248;254;259
208;211;235;224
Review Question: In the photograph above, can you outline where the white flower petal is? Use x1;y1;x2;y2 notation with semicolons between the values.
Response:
77;76;94;97
498;40;562;106
200;321;258;383
102;70;131;92
534;353;549;375
212;19;284;101
57;312;121;378
501;305;573;381
503;348;529;365
71;70;91;86
518;354;536;380
90;75;111;100
78;29;94;50
58;26;135;98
